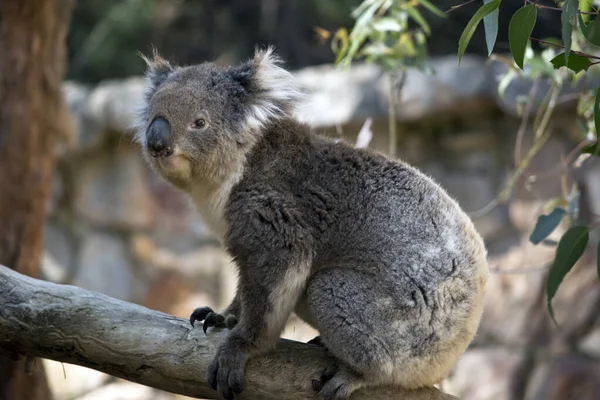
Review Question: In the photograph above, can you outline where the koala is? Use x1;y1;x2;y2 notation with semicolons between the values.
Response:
135;46;489;400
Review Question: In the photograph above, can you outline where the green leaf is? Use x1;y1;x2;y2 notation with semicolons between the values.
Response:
371;17;402;32
597;242;600;281
594;87;600;140
483;0;500;56
508;4;537;69
582;143;599;155
583;88;600;156
530;207;567;245
547;225;589;324
458;0;502;64
578;14;600;46
497;69;517;100
561;0;579;66
550;52;592;73
407;7;431;35
417;0;447;18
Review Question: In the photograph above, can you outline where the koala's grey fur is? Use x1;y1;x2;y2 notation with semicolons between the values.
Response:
135;46;489;400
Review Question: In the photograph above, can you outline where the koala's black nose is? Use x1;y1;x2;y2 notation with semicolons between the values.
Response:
146;117;173;158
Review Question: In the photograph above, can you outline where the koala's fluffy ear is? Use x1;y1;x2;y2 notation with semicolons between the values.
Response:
141;49;175;90
228;46;304;131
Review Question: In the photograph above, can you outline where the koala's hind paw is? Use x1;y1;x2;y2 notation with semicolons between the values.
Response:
189;307;237;334
207;336;248;400
312;362;363;400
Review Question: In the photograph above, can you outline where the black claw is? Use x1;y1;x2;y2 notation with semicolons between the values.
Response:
203;314;212;334
190;306;214;327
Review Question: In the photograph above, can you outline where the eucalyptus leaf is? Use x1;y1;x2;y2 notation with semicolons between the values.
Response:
561;0;579;66
371;17;402;32
458;0;502;64
547;225;589;324
417;0;446;18
578;13;600;46
508;4;537;69
597;242;600;281
406;7;431;35
529;207;567;245
483;0;500;56
550;52;592;73
594;87;600;140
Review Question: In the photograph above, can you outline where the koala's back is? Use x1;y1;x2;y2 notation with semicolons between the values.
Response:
226;118;489;387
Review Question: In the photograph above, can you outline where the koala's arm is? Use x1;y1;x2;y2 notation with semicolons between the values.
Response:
227;189;313;349
206;188;313;395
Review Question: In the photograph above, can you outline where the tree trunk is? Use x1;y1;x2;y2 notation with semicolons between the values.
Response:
0;1;75;399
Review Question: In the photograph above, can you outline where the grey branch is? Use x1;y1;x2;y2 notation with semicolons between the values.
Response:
0;265;457;400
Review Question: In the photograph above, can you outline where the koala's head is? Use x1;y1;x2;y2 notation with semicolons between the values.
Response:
134;46;303;190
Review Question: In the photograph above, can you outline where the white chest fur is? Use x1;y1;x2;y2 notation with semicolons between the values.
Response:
190;164;245;242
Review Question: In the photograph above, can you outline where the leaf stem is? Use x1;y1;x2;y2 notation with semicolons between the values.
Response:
446;0;478;13
530;37;600;61
525;0;599;15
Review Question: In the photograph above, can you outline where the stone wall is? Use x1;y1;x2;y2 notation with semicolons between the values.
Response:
41;55;600;400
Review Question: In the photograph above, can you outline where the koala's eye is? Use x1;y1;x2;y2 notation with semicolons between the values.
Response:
192;118;206;129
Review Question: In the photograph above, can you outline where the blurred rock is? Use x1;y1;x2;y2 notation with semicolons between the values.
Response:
74;145;156;230
478;238;555;347
479;235;600;348
580;327;600;358
425;164;509;240
509;200;546;234
393;55;495;121
525;354;600;400
41;223;75;283
141;270;212;317
513;138;571;202
145;172;212;251
130;234;228;281
74;233;135;301
446;347;522;400
43;360;109;400
85;77;146;134
63;82;93;150
47;171;65;215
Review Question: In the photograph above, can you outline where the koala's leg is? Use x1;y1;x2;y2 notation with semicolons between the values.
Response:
306;267;453;399
189;294;240;333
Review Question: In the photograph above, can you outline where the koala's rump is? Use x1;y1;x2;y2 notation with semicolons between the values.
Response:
301;151;488;385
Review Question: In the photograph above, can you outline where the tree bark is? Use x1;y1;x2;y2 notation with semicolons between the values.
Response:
0;264;458;400
0;1;75;399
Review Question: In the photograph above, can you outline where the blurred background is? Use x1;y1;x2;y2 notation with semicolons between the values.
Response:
23;0;600;399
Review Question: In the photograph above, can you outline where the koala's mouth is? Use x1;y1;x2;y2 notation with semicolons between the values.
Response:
157;154;188;171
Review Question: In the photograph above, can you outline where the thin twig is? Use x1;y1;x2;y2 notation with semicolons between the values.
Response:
515;78;542;166
530;37;600;61
525;0;599;15
446;0;478;13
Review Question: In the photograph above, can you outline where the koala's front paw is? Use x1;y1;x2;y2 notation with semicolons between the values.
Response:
207;337;248;400
189;307;238;334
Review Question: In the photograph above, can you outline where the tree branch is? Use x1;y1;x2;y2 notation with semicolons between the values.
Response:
0;265;457;400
